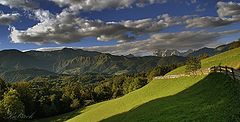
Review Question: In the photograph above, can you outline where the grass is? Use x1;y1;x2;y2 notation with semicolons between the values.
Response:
37;47;240;122
103;73;240;122
68;75;205;122
168;47;240;75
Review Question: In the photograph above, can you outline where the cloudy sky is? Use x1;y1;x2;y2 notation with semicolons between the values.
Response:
0;0;240;56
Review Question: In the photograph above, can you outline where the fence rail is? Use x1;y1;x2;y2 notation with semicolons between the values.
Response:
210;66;240;81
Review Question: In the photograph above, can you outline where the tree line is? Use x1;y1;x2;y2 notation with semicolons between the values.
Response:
0;65;177;121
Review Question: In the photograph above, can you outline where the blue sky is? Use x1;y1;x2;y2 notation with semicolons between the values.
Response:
0;0;240;55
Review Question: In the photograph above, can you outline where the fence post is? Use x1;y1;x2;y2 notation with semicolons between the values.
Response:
213;66;216;72
225;66;228;75
231;68;236;81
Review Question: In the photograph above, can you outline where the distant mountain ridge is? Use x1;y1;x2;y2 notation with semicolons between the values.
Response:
154;49;193;57
0;48;186;82
188;40;240;57
154;40;240;57
0;40;239;82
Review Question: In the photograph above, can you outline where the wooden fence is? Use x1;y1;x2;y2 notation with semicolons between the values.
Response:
210;66;240;81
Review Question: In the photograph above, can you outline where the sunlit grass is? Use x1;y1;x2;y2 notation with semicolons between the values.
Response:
68;75;205;122
103;73;240;122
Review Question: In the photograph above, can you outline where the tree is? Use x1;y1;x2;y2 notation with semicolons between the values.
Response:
94;84;112;101
185;57;201;75
128;77;147;92
70;99;80;109
147;65;177;81
12;82;34;115
0;89;25;120
0;78;7;100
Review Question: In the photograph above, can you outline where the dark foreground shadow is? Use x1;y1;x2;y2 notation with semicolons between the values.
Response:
102;73;240;122
33;109;83;122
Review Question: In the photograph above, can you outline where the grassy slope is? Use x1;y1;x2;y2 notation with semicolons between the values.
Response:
67;48;240;122
68;76;205;122
103;73;240;122
168;47;240;75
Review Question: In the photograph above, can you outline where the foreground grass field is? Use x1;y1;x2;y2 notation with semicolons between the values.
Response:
39;47;240;122
68;75;205;122
103;73;240;122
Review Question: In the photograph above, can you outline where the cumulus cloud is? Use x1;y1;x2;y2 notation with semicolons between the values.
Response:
10;9;189;44
82;30;240;56
217;2;240;19
0;12;20;25
10;10;134;44
50;0;167;11
186;17;234;28
121;14;190;34
0;0;38;9
186;2;240;28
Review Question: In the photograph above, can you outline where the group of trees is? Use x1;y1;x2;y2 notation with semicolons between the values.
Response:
147;65;178;80
0;65;175;121
0;75;148;120
0;64;176;121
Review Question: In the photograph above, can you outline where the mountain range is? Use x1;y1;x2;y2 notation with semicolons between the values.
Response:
0;40;239;82
154;40;240;57
0;48;186;82
153;49;193;57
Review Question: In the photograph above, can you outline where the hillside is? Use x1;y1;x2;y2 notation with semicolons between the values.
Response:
103;73;240;122
0;49;186;79
187;40;240;57
40;47;240;122
168;47;240;75
0;69;57;82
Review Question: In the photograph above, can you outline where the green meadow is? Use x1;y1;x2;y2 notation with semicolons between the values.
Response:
103;73;240;122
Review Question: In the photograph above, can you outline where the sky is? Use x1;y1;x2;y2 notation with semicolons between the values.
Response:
0;0;240;56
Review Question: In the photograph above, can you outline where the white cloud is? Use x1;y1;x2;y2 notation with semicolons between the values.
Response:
50;0;167;11
186;16;234;28
0;12;20;25
10;4;240;45
121;14;190;34
9;10;133;44
217;2;240;21
0;0;38;10
10;9;188;44
186;2;240;28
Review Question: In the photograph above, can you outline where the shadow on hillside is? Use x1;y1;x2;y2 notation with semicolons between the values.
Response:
34;109;83;122
102;73;240;122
